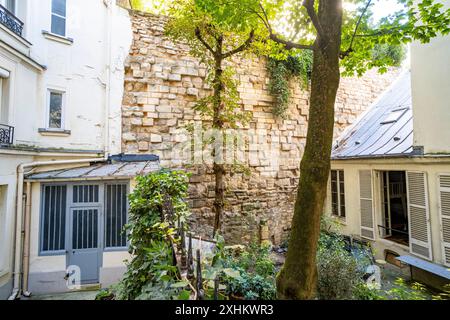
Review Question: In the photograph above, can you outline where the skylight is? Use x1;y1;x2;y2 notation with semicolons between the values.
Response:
380;108;407;125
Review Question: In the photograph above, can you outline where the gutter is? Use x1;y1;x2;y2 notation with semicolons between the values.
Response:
8;157;107;300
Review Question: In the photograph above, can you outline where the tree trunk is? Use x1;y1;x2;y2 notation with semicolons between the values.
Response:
276;0;343;300
212;53;225;237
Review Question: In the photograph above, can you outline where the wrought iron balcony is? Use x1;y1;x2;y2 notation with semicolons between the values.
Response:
0;4;23;37
0;123;14;145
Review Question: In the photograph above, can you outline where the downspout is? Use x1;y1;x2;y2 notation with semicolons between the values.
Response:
21;181;32;297
9;157;107;300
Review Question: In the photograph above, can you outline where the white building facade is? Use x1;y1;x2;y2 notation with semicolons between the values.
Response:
0;0;132;299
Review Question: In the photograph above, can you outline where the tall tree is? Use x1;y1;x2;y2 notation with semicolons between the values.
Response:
166;0;259;236
245;0;449;299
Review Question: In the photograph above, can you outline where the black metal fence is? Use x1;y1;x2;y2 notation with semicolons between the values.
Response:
0;4;24;37
0;123;14;145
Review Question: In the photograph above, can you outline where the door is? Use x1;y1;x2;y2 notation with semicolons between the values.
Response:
67;207;101;284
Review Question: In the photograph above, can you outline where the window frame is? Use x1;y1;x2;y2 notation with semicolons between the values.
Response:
104;182;130;252
331;169;346;219
46;88;66;130
50;0;67;37
39;183;68;256
39;181;130;256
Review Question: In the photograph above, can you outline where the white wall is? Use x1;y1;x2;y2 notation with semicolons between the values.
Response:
0;0;131;152
411;0;450;154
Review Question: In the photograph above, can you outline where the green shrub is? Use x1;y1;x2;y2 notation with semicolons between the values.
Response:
221;242;277;300
317;232;365;300
113;170;191;300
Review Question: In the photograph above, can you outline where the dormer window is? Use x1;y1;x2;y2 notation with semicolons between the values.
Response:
380;107;408;125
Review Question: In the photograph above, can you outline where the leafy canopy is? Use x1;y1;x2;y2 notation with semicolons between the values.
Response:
256;0;450;75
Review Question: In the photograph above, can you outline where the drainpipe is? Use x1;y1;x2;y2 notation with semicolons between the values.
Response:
8;157;107;300
22;181;32;297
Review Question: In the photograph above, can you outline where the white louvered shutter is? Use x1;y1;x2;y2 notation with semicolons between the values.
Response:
406;171;432;260
438;174;450;266
359;170;375;240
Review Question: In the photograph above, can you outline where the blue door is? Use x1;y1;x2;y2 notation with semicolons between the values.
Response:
67;207;101;284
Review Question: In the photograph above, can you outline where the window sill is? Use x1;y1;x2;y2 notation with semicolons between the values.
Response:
38;128;71;137
331;215;347;225
42;30;74;45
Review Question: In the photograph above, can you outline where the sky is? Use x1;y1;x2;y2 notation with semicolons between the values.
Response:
348;0;406;23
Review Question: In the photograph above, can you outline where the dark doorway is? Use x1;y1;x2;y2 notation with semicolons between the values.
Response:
381;171;409;246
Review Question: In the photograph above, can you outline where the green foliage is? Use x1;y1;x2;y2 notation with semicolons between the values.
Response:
113;170;191;300
317;232;365;300
339;0;450;75
267;52;313;118
385;278;428;300
221;242;277;300
372;43;407;67
193;67;252;129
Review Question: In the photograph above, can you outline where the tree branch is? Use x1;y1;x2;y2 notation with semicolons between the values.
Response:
223;30;256;58
341;0;372;58
269;33;314;50
257;2;314;51
195;27;216;55
303;0;325;38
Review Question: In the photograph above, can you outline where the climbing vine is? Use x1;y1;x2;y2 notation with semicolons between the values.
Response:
267;52;313;118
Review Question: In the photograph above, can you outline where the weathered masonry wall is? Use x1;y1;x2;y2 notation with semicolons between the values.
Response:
122;11;400;244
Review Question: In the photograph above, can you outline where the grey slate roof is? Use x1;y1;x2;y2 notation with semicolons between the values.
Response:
26;160;160;181
332;71;415;160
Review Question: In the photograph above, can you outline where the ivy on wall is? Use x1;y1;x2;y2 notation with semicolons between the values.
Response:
267;44;405;118
267;51;313;119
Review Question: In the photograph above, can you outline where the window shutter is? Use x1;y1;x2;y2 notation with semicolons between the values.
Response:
406;171;432;260
359;170;374;240
438;174;450;266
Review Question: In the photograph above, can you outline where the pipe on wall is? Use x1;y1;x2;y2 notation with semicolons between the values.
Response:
8;156;107;300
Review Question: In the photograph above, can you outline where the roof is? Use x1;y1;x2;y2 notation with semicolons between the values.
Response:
332;71;416;160
26;159;160;182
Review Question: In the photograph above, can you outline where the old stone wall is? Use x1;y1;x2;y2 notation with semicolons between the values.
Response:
122;11;401;244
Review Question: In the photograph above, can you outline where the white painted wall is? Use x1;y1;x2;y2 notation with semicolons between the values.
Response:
14;0;132;152
411;0;450;154
0;0;132;297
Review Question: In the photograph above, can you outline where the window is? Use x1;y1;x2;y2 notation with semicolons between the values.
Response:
0;185;7;271
4;0;16;14
40;185;67;253
39;183;129;255
105;184;128;248
0;67;10;124
48;90;64;129
51;0;66;36
331;170;346;218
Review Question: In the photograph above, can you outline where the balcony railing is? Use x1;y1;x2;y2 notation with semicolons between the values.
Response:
0;123;14;145
0;5;23;37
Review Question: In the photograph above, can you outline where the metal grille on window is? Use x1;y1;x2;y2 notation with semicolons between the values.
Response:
73;185;99;203
105;184;128;248
41;185;67;252
72;209;99;249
